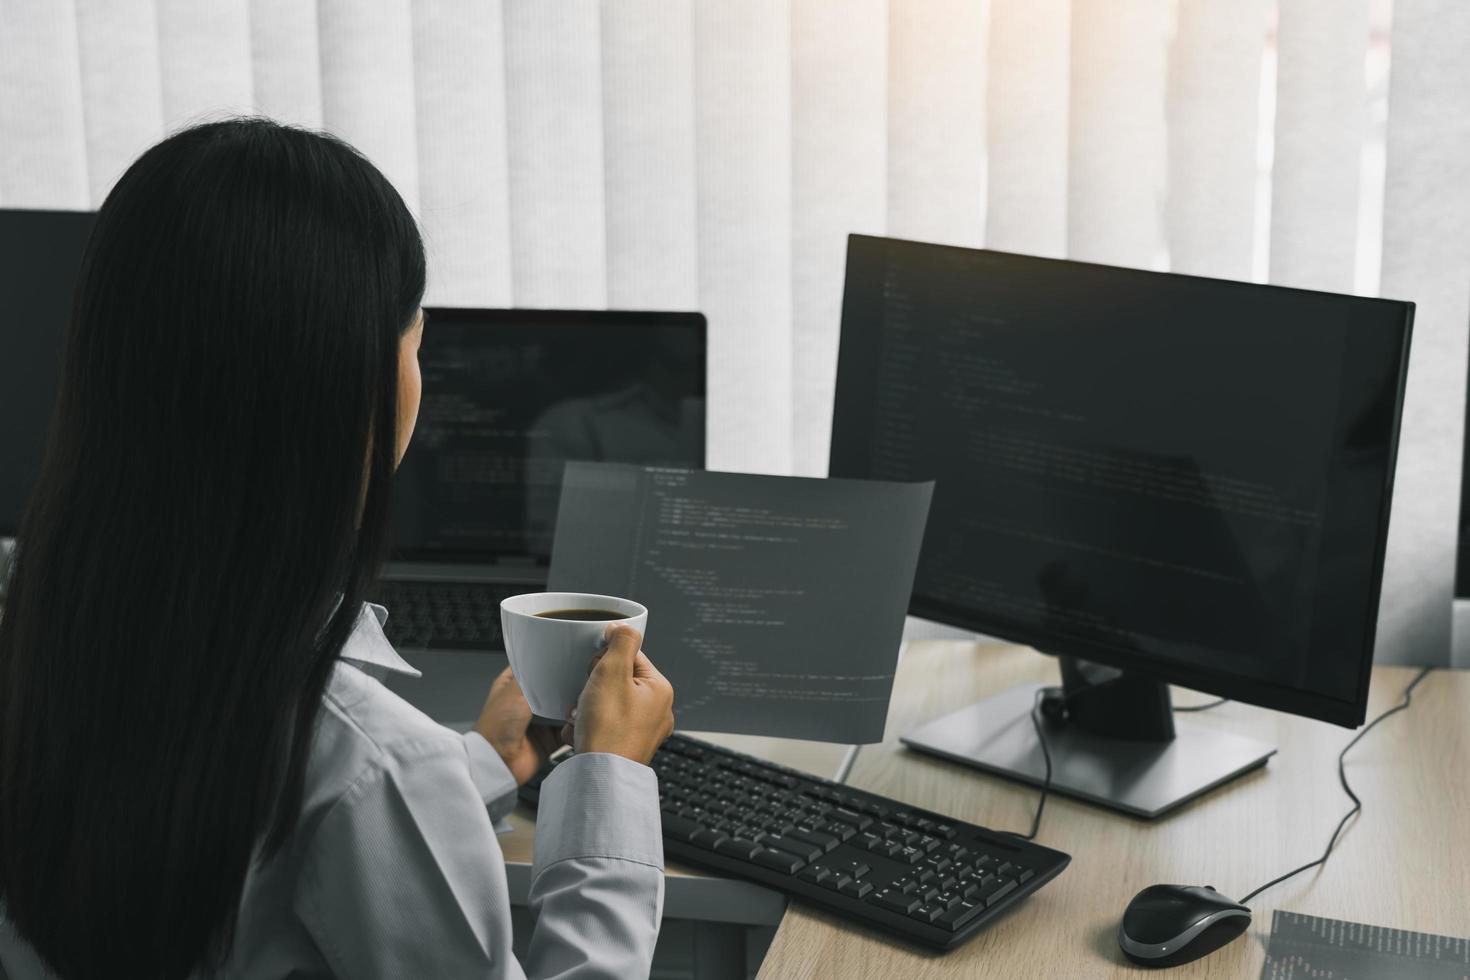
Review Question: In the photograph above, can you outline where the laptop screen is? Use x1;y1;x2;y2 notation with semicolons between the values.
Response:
392;308;707;564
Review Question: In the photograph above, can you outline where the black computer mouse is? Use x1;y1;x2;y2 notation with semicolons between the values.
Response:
1118;884;1251;968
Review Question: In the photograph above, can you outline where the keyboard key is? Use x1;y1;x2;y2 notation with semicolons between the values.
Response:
660;814;704;843
762;836;822;863
829;807;874;830
689;828;729;850
839;879;873;899
752;848;806;875
898;845;926;865
714;837;763;860
920;835;943;853
819;821;857;842
821;873;853;892
997;861;1034;883
830;858;870;880
869;889;920;916
938;900;985;931
909;903;944;924
923;856;952;874
934;824;958;839
918;869;937;886
797;865;830;885
975;875;1018;907
786;827;842;853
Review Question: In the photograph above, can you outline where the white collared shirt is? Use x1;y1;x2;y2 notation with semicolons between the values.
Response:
0;603;665;979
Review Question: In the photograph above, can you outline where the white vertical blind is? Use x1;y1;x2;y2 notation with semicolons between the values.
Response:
75;0;164;205
1268;0;1369;292
985;0;1068;257
155;0;253;132
600;0;699;311
249;0;323;129
412;0;513;307
0;0;90;207
1165;0;1266;279
1067;0;1168;267
886;0;985;248
317;0;420;214
1377;0;1470;669
693;0;793;474
502;0;605;308
7;2;1470;665
790;0;887;475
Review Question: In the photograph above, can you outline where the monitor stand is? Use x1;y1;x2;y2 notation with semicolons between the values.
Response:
900;656;1276;819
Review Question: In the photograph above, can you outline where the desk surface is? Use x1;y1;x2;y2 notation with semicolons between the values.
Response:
756;641;1470;978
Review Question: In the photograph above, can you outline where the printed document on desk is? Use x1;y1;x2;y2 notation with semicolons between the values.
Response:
547;463;934;742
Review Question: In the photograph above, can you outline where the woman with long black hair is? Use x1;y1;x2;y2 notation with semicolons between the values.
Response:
0;118;674;979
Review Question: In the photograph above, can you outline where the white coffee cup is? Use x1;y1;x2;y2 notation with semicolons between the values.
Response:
500;592;648;722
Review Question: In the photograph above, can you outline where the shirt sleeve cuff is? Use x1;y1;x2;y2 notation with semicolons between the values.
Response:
460;730;521;822
532;752;663;872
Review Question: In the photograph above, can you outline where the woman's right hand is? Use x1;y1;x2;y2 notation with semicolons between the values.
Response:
567;625;674;765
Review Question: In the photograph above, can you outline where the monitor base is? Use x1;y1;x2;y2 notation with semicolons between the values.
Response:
900;682;1276;819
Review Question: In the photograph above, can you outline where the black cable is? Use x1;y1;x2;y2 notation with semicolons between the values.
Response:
1004;676;1126;841
1001;687;1053;841
1173;697;1229;713
1237;666;1433;906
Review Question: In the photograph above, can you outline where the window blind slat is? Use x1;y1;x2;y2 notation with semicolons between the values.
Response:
1268;0;1368;291
318;0;420;214
887;0;985;248
413;0;512;307
1166;0;1266;279
985;0;1068;257
249;0;322;129
1376;0;1470;667
1067;0;1168;267
156;0;253;131
0;0;90;207
694;0;793;473
791;0;886;475
73;0;162;206
601;0;699;311
503;0;606;308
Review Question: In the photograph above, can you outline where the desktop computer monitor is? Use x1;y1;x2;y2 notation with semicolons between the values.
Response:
829;234;1413;816
0;209;97;538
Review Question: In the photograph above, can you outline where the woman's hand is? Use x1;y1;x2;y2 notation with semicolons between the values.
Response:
565;625;675;766
474;667;563;786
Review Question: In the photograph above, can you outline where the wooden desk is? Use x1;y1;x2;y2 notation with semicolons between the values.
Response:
756;641;1470;978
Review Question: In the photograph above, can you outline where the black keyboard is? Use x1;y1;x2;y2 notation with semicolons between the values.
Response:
518;733;1070;949
372;580;522;650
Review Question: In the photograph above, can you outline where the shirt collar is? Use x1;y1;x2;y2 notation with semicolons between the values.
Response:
339;602;422;678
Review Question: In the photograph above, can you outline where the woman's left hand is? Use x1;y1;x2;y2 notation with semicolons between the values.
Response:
474;667;563;785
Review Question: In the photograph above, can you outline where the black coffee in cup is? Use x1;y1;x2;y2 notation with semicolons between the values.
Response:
534;608;628;622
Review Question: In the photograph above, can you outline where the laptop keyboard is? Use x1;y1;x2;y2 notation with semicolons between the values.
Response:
373;580;524;650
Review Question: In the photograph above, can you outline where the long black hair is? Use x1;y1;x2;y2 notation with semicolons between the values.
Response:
0;118;425;979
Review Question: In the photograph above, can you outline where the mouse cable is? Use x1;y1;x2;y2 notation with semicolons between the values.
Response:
1237;665;1433;906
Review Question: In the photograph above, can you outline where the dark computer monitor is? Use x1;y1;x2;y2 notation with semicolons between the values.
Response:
829;234;1413;816
392;307;707;565
0;209;97;537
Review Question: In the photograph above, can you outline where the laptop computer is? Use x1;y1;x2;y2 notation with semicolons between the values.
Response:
376;307;707;725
